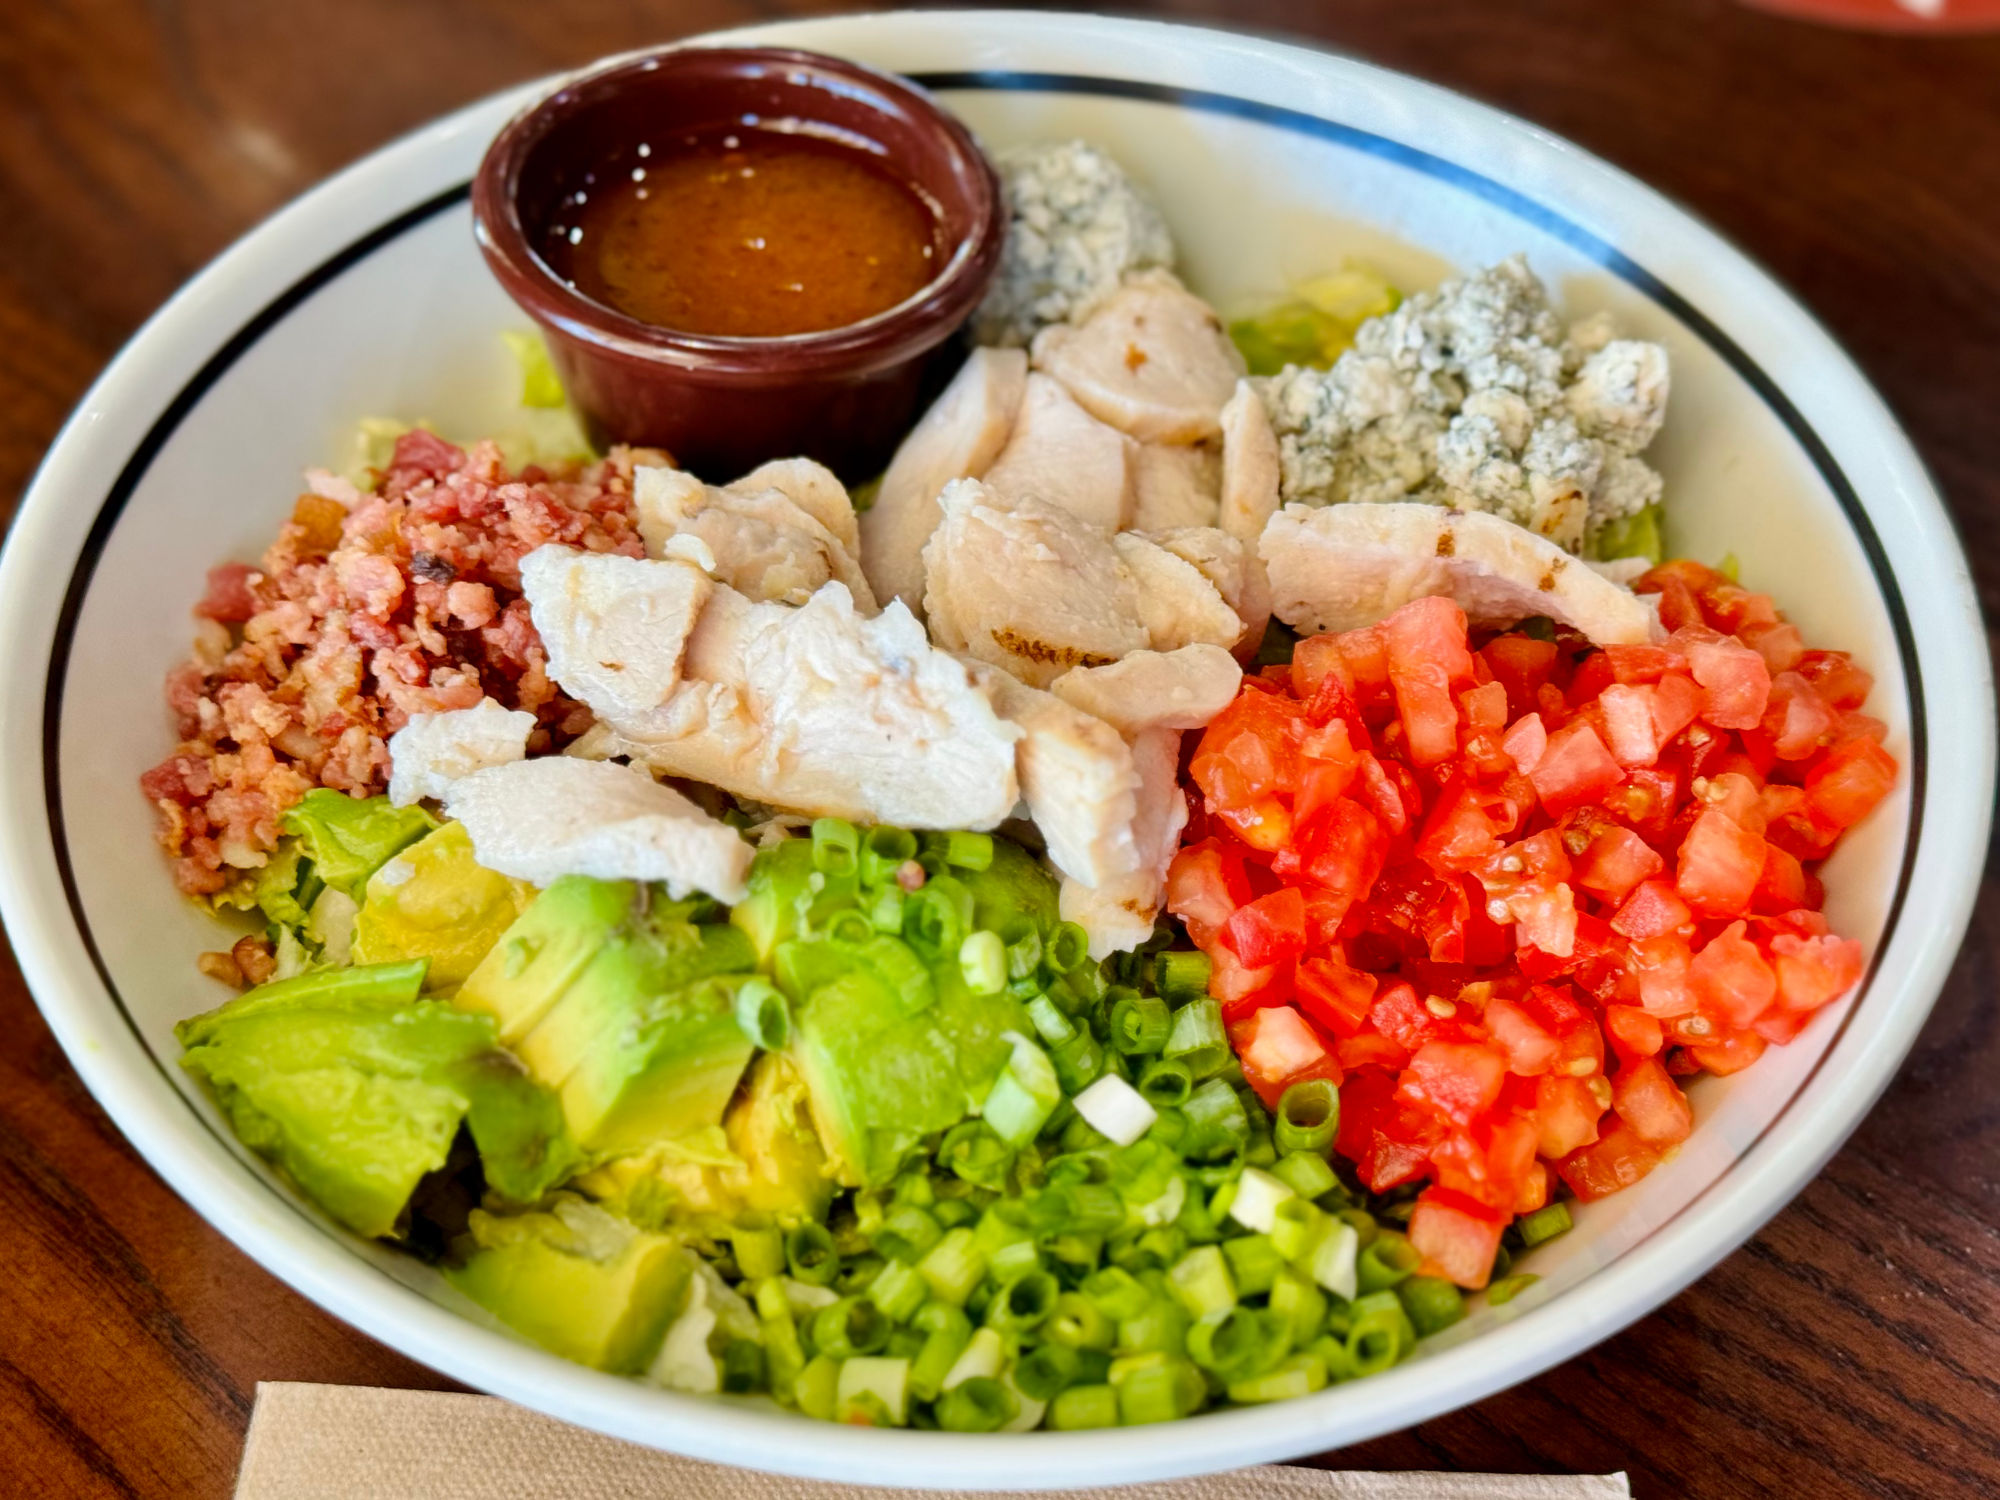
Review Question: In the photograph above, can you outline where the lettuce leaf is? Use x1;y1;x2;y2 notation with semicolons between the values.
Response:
280;790;437;901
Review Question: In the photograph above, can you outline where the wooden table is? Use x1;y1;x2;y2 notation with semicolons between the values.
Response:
2;3;1995;1495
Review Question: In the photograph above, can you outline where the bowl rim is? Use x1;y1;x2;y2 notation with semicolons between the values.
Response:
471;43;1006;373
0;9;1990;1488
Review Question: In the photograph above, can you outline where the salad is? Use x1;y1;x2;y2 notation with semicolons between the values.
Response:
142;140;1895;1429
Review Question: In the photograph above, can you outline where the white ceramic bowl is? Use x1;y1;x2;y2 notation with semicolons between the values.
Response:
0;10;1989;1488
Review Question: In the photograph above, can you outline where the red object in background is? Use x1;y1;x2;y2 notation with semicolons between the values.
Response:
1743;0;2000;31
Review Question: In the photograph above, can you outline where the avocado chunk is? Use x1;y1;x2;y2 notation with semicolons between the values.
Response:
177;961;577;1238
352;821;534;991
281;789;438;900
448;1196;695;1373
458;878;758;1157
730;837;819;964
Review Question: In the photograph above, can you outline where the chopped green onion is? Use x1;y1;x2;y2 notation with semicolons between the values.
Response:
936;1374;1016;1431
755;1278;807;1399
1225;1167;1297;1234
731;1226;787;1283
1081;1266;1153;1323
987;1238;1040;1285
1026;993;1077;1046
1166;1245;1237;1320
1070;1074;1158;1148
1187;1305;1281;1382
1154;950;1213;1006
907;1301;972;1401
860;934;934;1015
876;1205;943;1265
1356;1232;1422;1294
861;826;919;886
1338;1206;1381;1248
1067;961;1109;1004
983;1034;1061;1147
720;1338;764;1394
868;1260;930;1323
941;1326;1005;1391
865;882;906;933
786;1223;840;1287
1109;992;1172;1055
988;1270;1060;1332
1270;1148;1338;1202
1111;1352;1205;1424
1045;1291;1116;1351
1137;1057;1194;1109
1163;998;1229;1079
1116;1297;1189;1357
1004;928;1044;982
959;930;1006;995
1306;1220;1361;1301
836;1356;909;1426
1398;1275;1465;1338
938;1121;1014;1189
810;1297;889;1359
1181;1077;1251;1162
811;818;859;876
1048;1382;1119;1430
835;1255;885;1297
942;830;993;870
1269;1267;1329;1348
904;876;972;959
1014;1343;1082;1401
1226;1350;1327;1404
1486;1273;1540;1306
1518;1201;1574;1247
1344;1291;1415;1375
1051;1030;1108;1094
732;976;790;1050
825;907;875;947
1047;922;1091;974
1271;1197;1330;1262
1222;1233;1286;1298
795;1354;840;1420
1273;1079;1340;1155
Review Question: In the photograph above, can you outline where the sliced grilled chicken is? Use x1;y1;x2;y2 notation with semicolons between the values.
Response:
980;372;1136;531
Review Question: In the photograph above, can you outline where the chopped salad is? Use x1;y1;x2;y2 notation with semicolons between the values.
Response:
144;138;1896;1429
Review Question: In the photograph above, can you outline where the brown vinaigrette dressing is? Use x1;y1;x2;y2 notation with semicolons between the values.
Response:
543;129;946;338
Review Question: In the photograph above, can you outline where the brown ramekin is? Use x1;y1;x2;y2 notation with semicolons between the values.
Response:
472;46;1004;482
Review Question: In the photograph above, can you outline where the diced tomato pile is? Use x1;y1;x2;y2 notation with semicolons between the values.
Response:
1167;560;1896;1289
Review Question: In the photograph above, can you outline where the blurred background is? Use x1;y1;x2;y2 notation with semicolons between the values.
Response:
0;5;1994;1498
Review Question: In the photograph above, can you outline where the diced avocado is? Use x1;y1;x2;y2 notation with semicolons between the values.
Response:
788;954;1028;1187
957;837;1061;936
352;821;535;991
555;974;757;1159
281;789;438;900
177;961;576;1238
448;1197;695;1373
207;838;313;929
731;838;817;963
454;877;641;1043
724;1052;833;1224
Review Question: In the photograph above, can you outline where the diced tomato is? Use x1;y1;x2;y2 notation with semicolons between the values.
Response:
1795;649;1874;712
1501;713;1548;775
1603;644;1679;684
1769;931;1864;1014
1234;1004;1337;1108
1407;1187;1508;1289
1604;1005;1665;1062
1752;843;1810;914
1513;1160;1551;1215
1368;980;1446;1052
1337;1033;1412;1073
1689;920;1777;1028
1762;671;1836;761
1165;838;1252;944
1805;736;1898;830
1295;953;1377;1038
1461;680;1509;732
1610;878;1693;941
1530;1074;1604;1158
1337;1068;1440;1191
1210;944;1292;1019
1556;1118;1670;1201
1483;636;1561;720
1280;798;1388;905
1597;682;1662;768
1399;1041;1509;1126
1611;1057;1692;1146
1484;993;1559;1075
1574;825;1665;905
1676;808;1766;917
1223;887;1307;967
1686;636;1772;730
1741;620;1805;674
1649;672;1703;747
1530;721;1625;817
1687;1029;1768;1076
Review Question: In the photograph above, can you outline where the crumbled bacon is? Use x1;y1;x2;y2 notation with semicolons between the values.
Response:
142;431;660;892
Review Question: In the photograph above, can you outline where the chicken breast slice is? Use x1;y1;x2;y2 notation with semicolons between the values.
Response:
444;756;752;902
1260;502;1662;646
1218;379;1281;544
635;465;878;611
725;457;859;559
387;698;536;808
1031;269;1246;444
1145;526;1271;658
1051;644;1242;736
860;347;1029;615
924;479;1149;689
980;373;1135;531
1110;532;1247;655
611;583;1023;831
1060;728;1190;959
518;546;712;724
1131;440;1221;531
980;668;1142;890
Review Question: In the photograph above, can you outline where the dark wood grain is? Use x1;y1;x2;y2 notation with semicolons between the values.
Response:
1;3;1995;1496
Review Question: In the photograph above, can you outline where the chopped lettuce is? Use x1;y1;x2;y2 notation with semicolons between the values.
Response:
502;329;568;410
1229;263;1400;376
281;790;437;902
1587;502;1664;566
